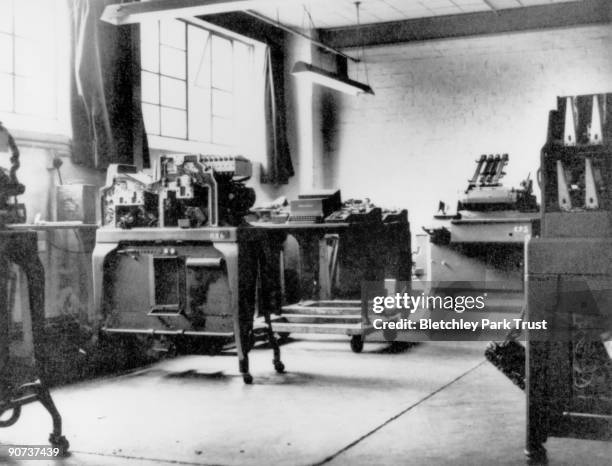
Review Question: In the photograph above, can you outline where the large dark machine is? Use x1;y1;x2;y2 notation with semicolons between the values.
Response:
525;94;612;460
0;123;68;452
94;154;282;384
0;122;26;227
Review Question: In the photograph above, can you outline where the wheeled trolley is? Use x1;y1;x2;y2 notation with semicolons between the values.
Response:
256;220;411;352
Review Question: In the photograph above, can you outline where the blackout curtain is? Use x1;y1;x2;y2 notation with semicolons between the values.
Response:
261;46;294;185
69;0;149;169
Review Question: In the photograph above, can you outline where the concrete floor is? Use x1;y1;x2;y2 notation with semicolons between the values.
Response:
0;337;610;466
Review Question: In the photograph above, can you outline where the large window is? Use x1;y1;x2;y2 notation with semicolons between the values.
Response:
141;19;256;148
0;0;69;136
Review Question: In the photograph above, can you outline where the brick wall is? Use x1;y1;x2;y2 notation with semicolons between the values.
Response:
321;25;612;233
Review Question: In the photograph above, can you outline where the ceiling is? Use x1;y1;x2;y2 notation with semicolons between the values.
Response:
251;0;583;29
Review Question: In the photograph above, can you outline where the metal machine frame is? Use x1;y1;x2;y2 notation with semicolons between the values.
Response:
415;154;540;322
92;226;284;384
525;93;612;460
94;155;281;383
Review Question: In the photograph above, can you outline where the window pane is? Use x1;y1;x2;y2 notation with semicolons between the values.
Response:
0;0;13;33
0;33;12;73
188;26;210;88
188;87;211;142
140;21;159;73
233;42;253;118
160;45;186;79
14;0;53;39
212;116;232;145
233;41;251;75
141;22;253;147
211;36;232;91
160;20;185;50
15;76;54;116
212;89;232;118
141;71;159;104
15;37;52;78
14;37;34;76
161;107;186;139
142;103;160;135
160;76;186;109
0;72;13;111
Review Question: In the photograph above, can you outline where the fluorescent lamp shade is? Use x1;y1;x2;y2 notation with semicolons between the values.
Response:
291;61;374;96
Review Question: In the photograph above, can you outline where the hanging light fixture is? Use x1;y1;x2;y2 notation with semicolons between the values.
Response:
291;61;373;96
291;1;374;96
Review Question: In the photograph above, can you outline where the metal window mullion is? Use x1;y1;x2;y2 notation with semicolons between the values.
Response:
158;103;186;112
209;32;213;144
210;87;232;120
230;39;234;126
144;20;252;145
52;2;58;119
155;71;188;80
11;0;16;113
157;20;162;136
159;43;185;53
185;23;189;141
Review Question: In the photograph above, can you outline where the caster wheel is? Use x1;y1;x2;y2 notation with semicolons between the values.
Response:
350;336;364;353
50;434;70;455
242;373;253;384
525;445;547;464
274;361;285;373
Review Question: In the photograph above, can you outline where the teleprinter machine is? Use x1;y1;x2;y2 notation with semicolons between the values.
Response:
93;154;283;384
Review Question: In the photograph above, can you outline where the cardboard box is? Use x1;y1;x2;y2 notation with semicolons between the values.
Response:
56;184;97;223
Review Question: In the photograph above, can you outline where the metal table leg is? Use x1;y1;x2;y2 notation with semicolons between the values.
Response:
215;235;285;384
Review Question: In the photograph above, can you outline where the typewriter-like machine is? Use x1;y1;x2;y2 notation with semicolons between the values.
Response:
93;154;283;384
525;94;612;460
0;123;69;452
415;153;539;317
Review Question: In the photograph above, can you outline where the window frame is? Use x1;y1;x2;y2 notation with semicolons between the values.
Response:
0;0;71;140
141;17;260;153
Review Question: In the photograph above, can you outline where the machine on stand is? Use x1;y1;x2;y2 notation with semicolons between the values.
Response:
0;122;69;452
414;153;540;321
525;94;612;460
93;154;283;384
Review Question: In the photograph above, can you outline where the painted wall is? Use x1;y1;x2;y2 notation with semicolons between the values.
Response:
282;33;317;200
320;25;612;233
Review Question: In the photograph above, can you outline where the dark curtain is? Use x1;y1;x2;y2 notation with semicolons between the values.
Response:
260;46;294;185
69;0;149;169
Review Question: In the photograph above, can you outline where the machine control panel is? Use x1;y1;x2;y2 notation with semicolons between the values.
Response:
100;154;255;229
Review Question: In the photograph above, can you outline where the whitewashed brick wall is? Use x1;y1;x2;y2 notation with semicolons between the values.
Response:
321;25;612;233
